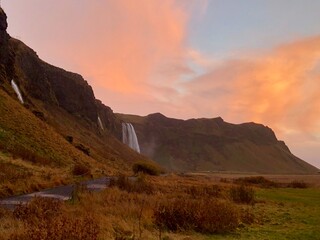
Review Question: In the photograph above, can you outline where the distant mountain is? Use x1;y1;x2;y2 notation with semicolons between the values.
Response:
117;113;318;174
0;7;153;196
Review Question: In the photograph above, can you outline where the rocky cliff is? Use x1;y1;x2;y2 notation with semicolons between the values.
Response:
0;8;14;83
0;7;151;194
118;113;318;174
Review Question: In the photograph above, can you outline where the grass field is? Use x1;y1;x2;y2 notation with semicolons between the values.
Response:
204;187;320;240
0;173;319;239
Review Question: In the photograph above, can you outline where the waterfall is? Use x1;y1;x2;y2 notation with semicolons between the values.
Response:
98;116;104;130
122;123;140;153
11;80;24;104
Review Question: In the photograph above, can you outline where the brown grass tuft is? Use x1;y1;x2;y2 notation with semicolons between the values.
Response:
72;163;91;176
287;180;308;188
109;174;154;194
229;184;255;205
132;162;163;176
11;197;99;240
234;176;279;188
154;198;239;234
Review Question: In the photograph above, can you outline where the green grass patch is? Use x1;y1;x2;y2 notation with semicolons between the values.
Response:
205;188;320;240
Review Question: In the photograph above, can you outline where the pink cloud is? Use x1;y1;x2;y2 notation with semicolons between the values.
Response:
184;36;320;136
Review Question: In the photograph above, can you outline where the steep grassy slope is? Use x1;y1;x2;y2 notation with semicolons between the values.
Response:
118;113;318;174
0;7;154;196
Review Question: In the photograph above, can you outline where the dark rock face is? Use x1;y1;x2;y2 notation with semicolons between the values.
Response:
96;100;118;133
119;113;318;174
0;7;14;83
0;7;113;129
12;41;57;103
0;8;8;32
43;63;98;122
11;39;99;122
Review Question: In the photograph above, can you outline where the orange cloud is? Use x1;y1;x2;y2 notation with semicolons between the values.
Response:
5;0;198;114
63;0;190;94
184;36;320;138
63;0;197;115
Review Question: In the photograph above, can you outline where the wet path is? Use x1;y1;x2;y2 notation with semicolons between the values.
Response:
0;177;111;209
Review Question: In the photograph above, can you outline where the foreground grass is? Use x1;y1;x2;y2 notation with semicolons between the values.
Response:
0;174;319;239
206;187;320;240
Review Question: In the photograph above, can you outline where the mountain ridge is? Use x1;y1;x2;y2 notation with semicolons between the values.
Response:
117;113;318;174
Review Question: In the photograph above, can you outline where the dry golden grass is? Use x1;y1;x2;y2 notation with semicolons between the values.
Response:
185;172;320;187
0;86;155;197
0;153;71;197
0;174;256;240
2;173;317;239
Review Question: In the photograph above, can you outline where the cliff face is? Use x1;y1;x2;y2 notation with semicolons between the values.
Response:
0;6;116;126
0;8;14;83
118;113;318;174
43;63;98;122
0;7;150;183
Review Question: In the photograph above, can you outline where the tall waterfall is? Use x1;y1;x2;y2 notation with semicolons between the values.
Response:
98;116;104;130
11;80;24;104
122;123;140;153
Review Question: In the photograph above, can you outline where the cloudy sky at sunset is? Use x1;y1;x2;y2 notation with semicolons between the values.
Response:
2;0;320;168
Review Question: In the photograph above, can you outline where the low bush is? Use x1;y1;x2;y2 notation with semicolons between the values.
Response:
11;197;99;240
234;176;279;188
109;174;154;194
229;184;255;205
72;163;91;176
132;162;162;176
184;184;221;198
154;198;239;234
65;135;73;143
287;180;308;188
75;144;90;156
13;197;63;225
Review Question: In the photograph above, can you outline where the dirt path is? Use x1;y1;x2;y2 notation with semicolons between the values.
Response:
0;177;110;209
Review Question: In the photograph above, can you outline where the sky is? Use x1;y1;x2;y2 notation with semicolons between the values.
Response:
2;0;320;168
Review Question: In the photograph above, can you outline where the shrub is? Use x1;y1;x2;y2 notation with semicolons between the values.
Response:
65;135;73;143
229;184;255;205
72;163;91;176
11;197;99;240
32;111;45;121
109;174;154;194
132;162;162;176
153;198;239;234
75;144;90;156
184;185;221;198
287;180;308;188
234;176;279;188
